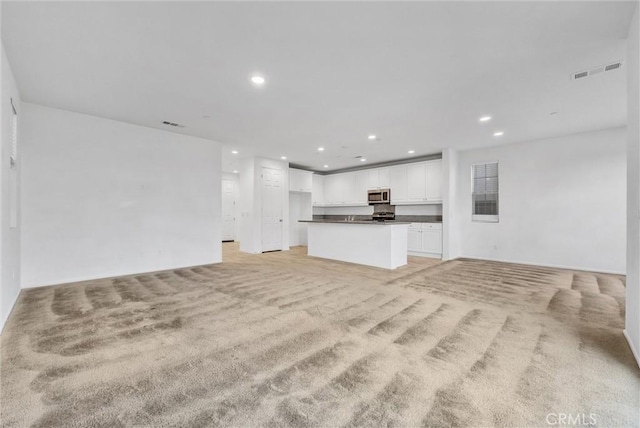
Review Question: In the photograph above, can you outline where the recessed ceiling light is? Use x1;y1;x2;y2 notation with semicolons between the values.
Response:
233;170;238;174
318;147;324;152
360;158;366;162
408;150;415;154
231;150;238;154
281;156;287;160
479;115;492;122
493;131;504;137
324;165;329;168
250;75;265;85
367;135;377;140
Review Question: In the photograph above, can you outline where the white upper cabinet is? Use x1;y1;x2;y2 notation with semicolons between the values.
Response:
368;167;390;189
391;159;443;204
311;158;442;206
341;173;357;204
289;168;312;192
425;159;443;201
389;165;408;204
312;174;324;206
324;174;338;205
354;170;369;205
407;162;427;202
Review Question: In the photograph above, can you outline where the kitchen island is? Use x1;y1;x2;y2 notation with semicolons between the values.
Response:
299;220;410;269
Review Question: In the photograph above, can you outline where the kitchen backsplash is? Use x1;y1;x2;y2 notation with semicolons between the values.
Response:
312;214;443;223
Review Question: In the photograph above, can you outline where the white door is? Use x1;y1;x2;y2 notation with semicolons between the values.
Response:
262;167;283;252
222;179;235;241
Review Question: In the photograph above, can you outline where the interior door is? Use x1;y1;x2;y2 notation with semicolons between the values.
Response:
262;167;283;252
222;179;235;241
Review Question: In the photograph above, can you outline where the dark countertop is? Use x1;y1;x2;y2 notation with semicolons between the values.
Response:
299;220;411;225
311;215;442;223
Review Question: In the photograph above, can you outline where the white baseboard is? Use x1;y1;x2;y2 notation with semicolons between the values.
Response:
408;251;442;259
0;289;22;335
21;259;224;290
623;329;640;369
457;255;625;275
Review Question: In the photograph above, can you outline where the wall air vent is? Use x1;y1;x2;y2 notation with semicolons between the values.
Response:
571;61;623;80
161;120;185;128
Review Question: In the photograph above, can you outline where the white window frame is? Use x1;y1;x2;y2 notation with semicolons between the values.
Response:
471;161;499;223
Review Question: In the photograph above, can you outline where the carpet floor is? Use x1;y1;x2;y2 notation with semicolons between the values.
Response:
1;243;638;427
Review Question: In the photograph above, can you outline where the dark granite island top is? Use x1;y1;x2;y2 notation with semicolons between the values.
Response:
299;220;411;225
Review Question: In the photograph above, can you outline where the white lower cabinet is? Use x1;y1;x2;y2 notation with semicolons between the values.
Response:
408;223;442;259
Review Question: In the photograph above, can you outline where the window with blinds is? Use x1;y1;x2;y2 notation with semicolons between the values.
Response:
472;162;499;222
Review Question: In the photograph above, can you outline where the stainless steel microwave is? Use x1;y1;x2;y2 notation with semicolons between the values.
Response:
368;188;391;204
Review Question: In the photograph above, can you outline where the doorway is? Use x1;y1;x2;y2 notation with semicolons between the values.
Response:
261;167;283;252
222;178;236;242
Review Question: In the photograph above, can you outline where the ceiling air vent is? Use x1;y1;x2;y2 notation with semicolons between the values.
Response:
571;61;623;80
161;120;185;128
605;62;621;71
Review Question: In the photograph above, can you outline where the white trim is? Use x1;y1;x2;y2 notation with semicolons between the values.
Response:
472;214;499;223
623;329;640;369
408;251;442;259
457;255;626;276
0;289;21;335
21;260;223;290
470;161;499;222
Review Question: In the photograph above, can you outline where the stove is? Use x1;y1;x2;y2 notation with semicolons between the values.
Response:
371;211;395;222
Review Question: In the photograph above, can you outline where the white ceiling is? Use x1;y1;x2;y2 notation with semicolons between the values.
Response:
2;1;634;173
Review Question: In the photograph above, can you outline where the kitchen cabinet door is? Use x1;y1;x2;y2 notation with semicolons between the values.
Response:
407;162;427;201
368;167;390;189
324;175;336;205
312;174;324;206
408;227;422;252
378;167;390;188
422;229;443;254
289;168;312;192
354;170;369;204
390;165;408;203
341;173;357;204
425;160;443;202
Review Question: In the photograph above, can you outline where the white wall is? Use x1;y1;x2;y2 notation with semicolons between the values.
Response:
238;157;289;254
0;43;22;331
20;103;222;288
625;4;640;366
456;127;626;274
442;148;460;261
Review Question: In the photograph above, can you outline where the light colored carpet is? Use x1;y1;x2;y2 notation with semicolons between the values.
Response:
1;243;638;427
